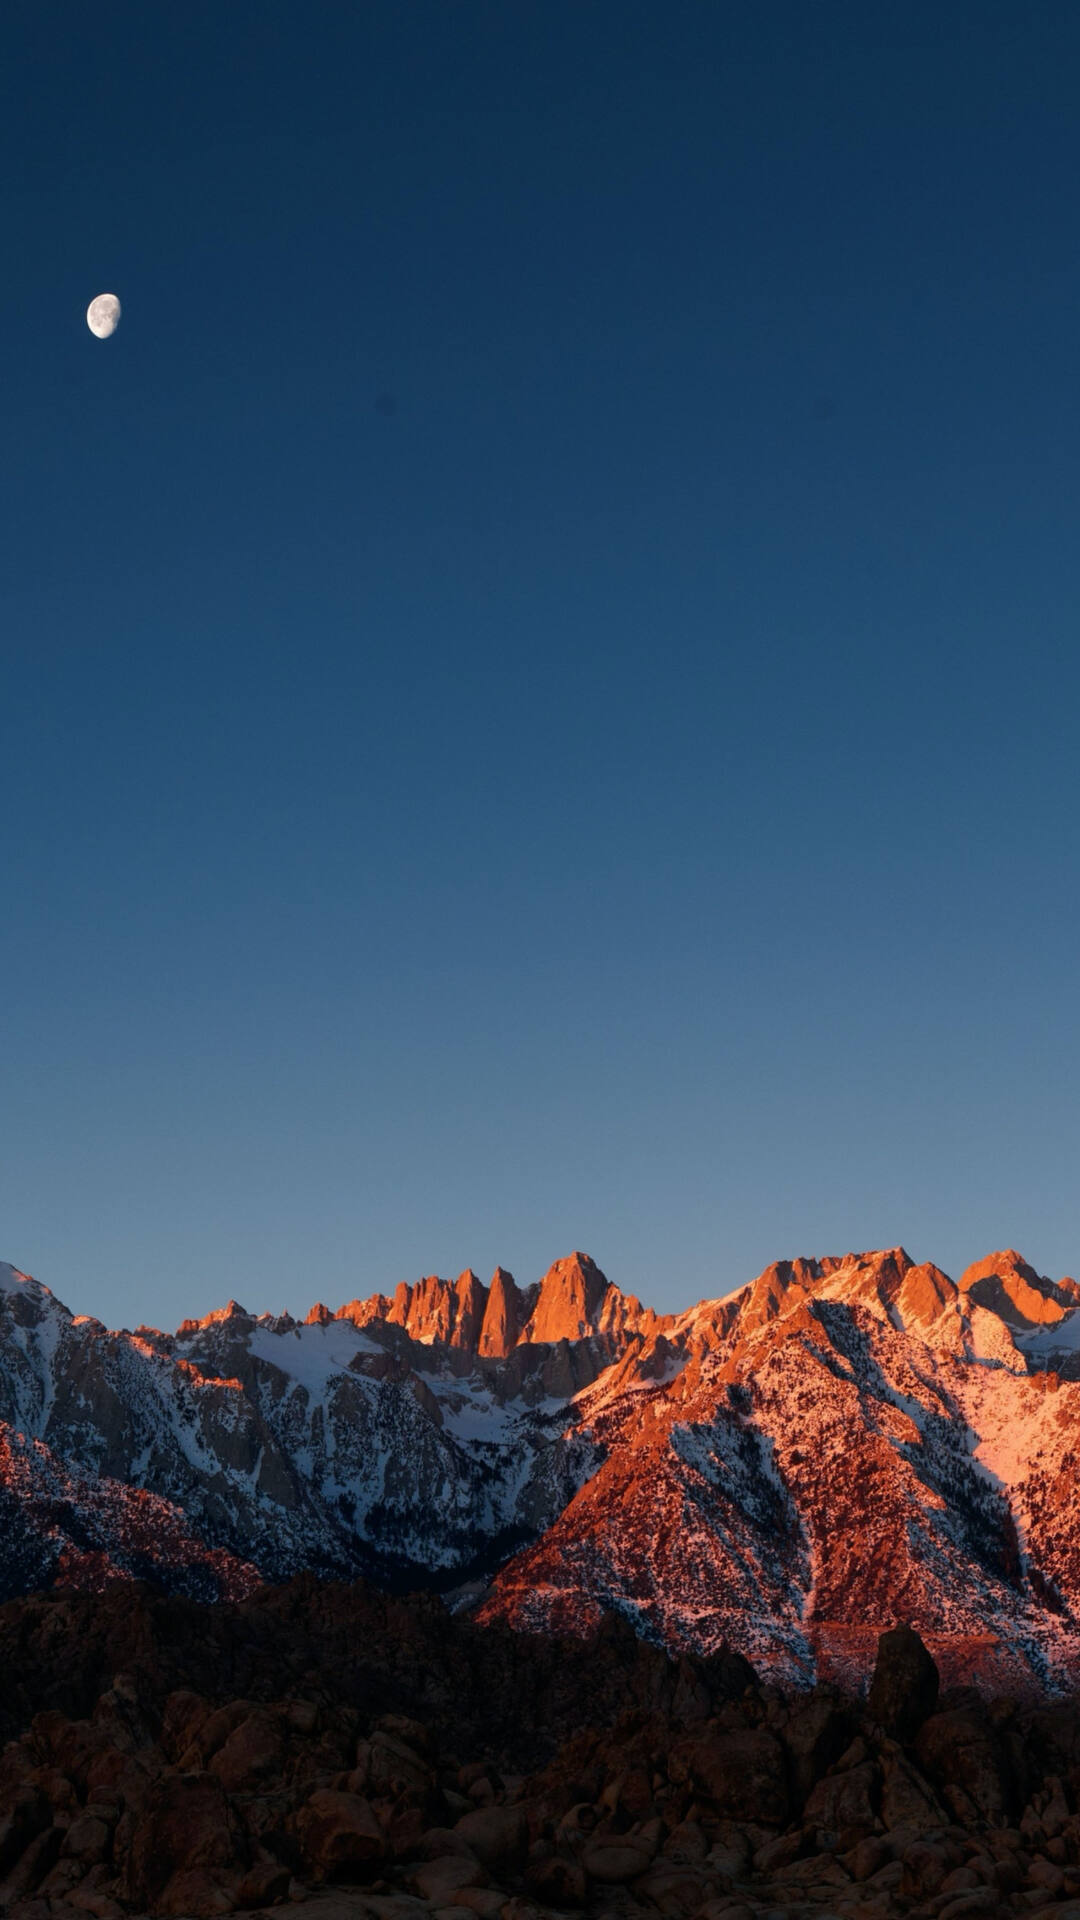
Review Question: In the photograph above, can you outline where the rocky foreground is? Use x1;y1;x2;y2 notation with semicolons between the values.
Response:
5;1581;1080;1920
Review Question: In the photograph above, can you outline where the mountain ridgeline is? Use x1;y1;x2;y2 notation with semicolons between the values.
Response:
4;1245;1080;1692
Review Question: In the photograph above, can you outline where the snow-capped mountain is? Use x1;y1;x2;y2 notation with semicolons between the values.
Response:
0;1252;650;1600
4;1244;1080;1690
483;1248;1080;1692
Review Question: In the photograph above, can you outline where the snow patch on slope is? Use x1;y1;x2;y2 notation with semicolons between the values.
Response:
248;1319;379;1391
1017;1311;1080;1357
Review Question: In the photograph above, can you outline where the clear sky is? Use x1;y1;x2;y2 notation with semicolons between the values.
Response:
3;2;1079;1330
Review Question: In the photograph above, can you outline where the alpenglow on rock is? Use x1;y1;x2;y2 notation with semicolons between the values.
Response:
4;1246;1080;1691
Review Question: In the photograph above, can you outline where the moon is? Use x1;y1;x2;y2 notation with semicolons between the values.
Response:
86;293;121;339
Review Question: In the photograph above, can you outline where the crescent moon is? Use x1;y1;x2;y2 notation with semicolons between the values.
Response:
86;293;121;339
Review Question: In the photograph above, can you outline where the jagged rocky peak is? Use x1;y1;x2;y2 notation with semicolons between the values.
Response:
0;1262;66;1329
521;1252;608;1343
958;1248;1079;1328
521;1251;668;1346
732;1247;915;1335
313;1253;656;1358
176;1298;253;1338
894;1258;958;1327
371;1268;502;1349
450;1267;487;1350
725;1246;978;1343
478;1266;524;1358
388;1272;456;1343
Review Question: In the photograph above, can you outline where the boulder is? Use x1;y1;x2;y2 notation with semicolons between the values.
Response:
454;1891;507;1920
937;1892;1001;1919
753;1830;803;1872
0;1787;50;1875
524;1852;587;1906
772;1854;852;1889
879;1751;947;1830
867;1626;939;1741
418;1825;479;1860
1028;1854;1065;1894
845;1835;890;1881
635;1859;716;1911
120;1773;247;1910
59;1814;111;1864
453;1802;529;1871
185;1699;252;1768
235;1856;292;1906
26;1764;77;1815
803;1760;879;1833
580;1839;652;1883
155;1865;239;1916
369;1730;432;1796
84;1749;151;1811
685;1728;789;1826
296;1788;385;1880
915;1710;1012;1825
387;1800;429;1859
376;1712;430;1753
0;1825;61;1902
38;1855;84;1900
160;1690;210;1761
663;1820;708;1865
599;1763;654;1818
900;1837;964;1899
285;1699;319;1737
408;1854;488;1903
554;1802;598;1848
209;1708;285;1793
781;1696;854;1806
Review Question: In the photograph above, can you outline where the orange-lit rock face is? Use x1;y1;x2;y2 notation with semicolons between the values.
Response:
958;1249;1070;1327
478;1266;523;1358
522;1253;610;1344
896;1261;957;1329
6;1246;1080;1693
324;1253;660;1361
450;1269;486;1350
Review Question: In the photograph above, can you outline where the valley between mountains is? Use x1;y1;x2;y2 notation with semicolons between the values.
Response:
3;1246;1080;1692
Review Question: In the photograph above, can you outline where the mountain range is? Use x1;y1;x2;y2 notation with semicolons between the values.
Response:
3;1244;1080;1693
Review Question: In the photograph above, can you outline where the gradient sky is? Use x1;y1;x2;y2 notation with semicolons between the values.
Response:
3;1;1080;1330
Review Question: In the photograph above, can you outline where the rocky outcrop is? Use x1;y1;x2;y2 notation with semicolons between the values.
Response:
867;1623;940;1739
1;1607;1080;1920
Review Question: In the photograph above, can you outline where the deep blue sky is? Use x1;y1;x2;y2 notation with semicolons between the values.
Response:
3;2;1079;1329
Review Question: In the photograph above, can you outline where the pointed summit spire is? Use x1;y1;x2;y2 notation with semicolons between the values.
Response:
450;1269;488;1350
479;1267;522;1358
522;1253;610;1344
